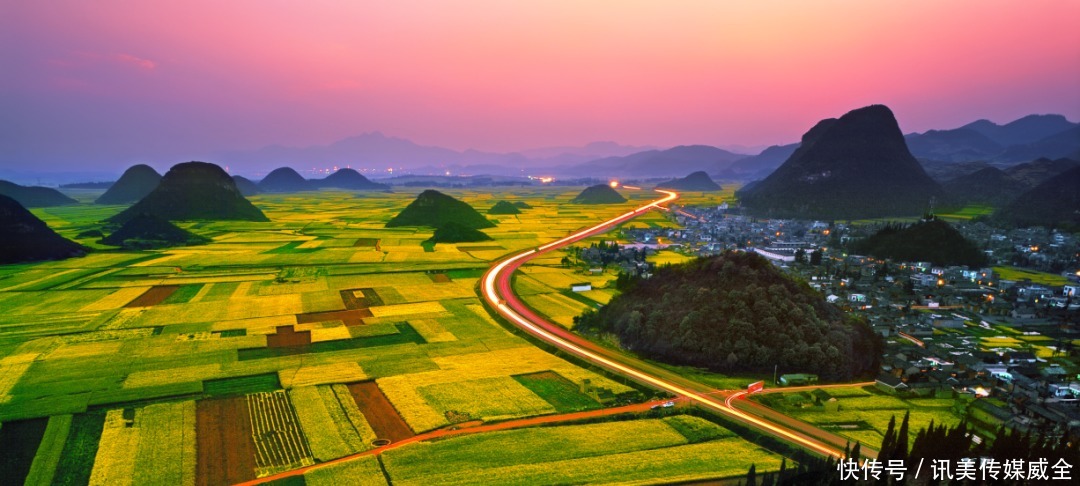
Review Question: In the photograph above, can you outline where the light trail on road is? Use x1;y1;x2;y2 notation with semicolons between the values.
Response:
481;189;846;459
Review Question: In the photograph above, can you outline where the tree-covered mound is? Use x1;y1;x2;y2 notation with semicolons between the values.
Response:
258;167;312;192
101;214;210;249
487;200;522;214
571;184;627;204
95;164;161;204
386;190;494;229
231;175;262;196
850;218;988;267
424;221;493;244
314;168;389;191
655;171;722;191
108;162;268;224
512;201;532;209
0;194;86;263
574;251;880;381
0;180;78;207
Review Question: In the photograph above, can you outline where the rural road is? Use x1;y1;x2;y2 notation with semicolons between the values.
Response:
482;188;862;460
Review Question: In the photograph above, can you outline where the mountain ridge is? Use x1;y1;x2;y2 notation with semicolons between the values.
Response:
739;104;943;219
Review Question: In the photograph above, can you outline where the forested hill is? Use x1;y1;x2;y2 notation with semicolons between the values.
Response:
574;251;880;381
850;218;988;267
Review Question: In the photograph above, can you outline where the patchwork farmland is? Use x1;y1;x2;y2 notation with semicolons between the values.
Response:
0;187;782;485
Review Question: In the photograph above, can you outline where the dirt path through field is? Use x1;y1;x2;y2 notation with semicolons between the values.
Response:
235;398;676;485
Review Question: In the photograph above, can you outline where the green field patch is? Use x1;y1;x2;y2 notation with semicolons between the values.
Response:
418;376;556;422
203;372;282;397
161;284;205;305
993;266;1069;286
371;286;407;305
347;321;401;338
264;241;320;254
24;414;73;485
559;289;604;309
512;371;600;412
52;411;106;486
937;205;994;221
0;416;49;484
353;238;380;247
445;268;486;279
360;351;440;378
215;329;247;338
304;455;384;485
340;287;384;309
662;415;736;443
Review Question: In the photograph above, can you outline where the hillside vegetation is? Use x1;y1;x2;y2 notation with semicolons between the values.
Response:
574;251;880;381
850;218;988;267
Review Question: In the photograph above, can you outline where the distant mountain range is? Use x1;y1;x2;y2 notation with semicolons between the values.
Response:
557;145;746;178
217;133;655;178
209;113;1073;183
935;157;1079;208
904;114;1080;163
10;112;1069;187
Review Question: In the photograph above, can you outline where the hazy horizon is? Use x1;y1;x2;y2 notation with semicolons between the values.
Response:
3;1;1079;172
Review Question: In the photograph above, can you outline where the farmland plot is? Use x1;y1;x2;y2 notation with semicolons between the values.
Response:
131;401;197;485
246;390;315;476
289;385;377;461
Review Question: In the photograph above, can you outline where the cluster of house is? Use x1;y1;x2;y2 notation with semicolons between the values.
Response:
642;204;1080;439
876;343;1079;437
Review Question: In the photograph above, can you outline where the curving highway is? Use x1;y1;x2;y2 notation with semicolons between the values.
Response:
481;189;858;460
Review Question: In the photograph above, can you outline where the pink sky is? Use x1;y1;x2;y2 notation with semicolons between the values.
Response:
2;1;1079;169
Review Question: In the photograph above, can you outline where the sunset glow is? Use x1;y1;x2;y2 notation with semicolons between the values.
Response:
2;1;1079;170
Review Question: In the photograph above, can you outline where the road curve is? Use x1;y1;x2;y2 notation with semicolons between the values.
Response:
481;189;849;459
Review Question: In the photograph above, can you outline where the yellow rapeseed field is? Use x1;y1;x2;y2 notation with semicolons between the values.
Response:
132;401;197;486
378;346;632;432
418;376;555;421
281;362;368;388
0;353;39;404
78;287;152;312
89;409;140;486
304;456;388;486
370;301;447;318
290;386;363;461
408;319;457;343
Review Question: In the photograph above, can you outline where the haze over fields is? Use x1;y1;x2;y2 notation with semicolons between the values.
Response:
2;2;1078;180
